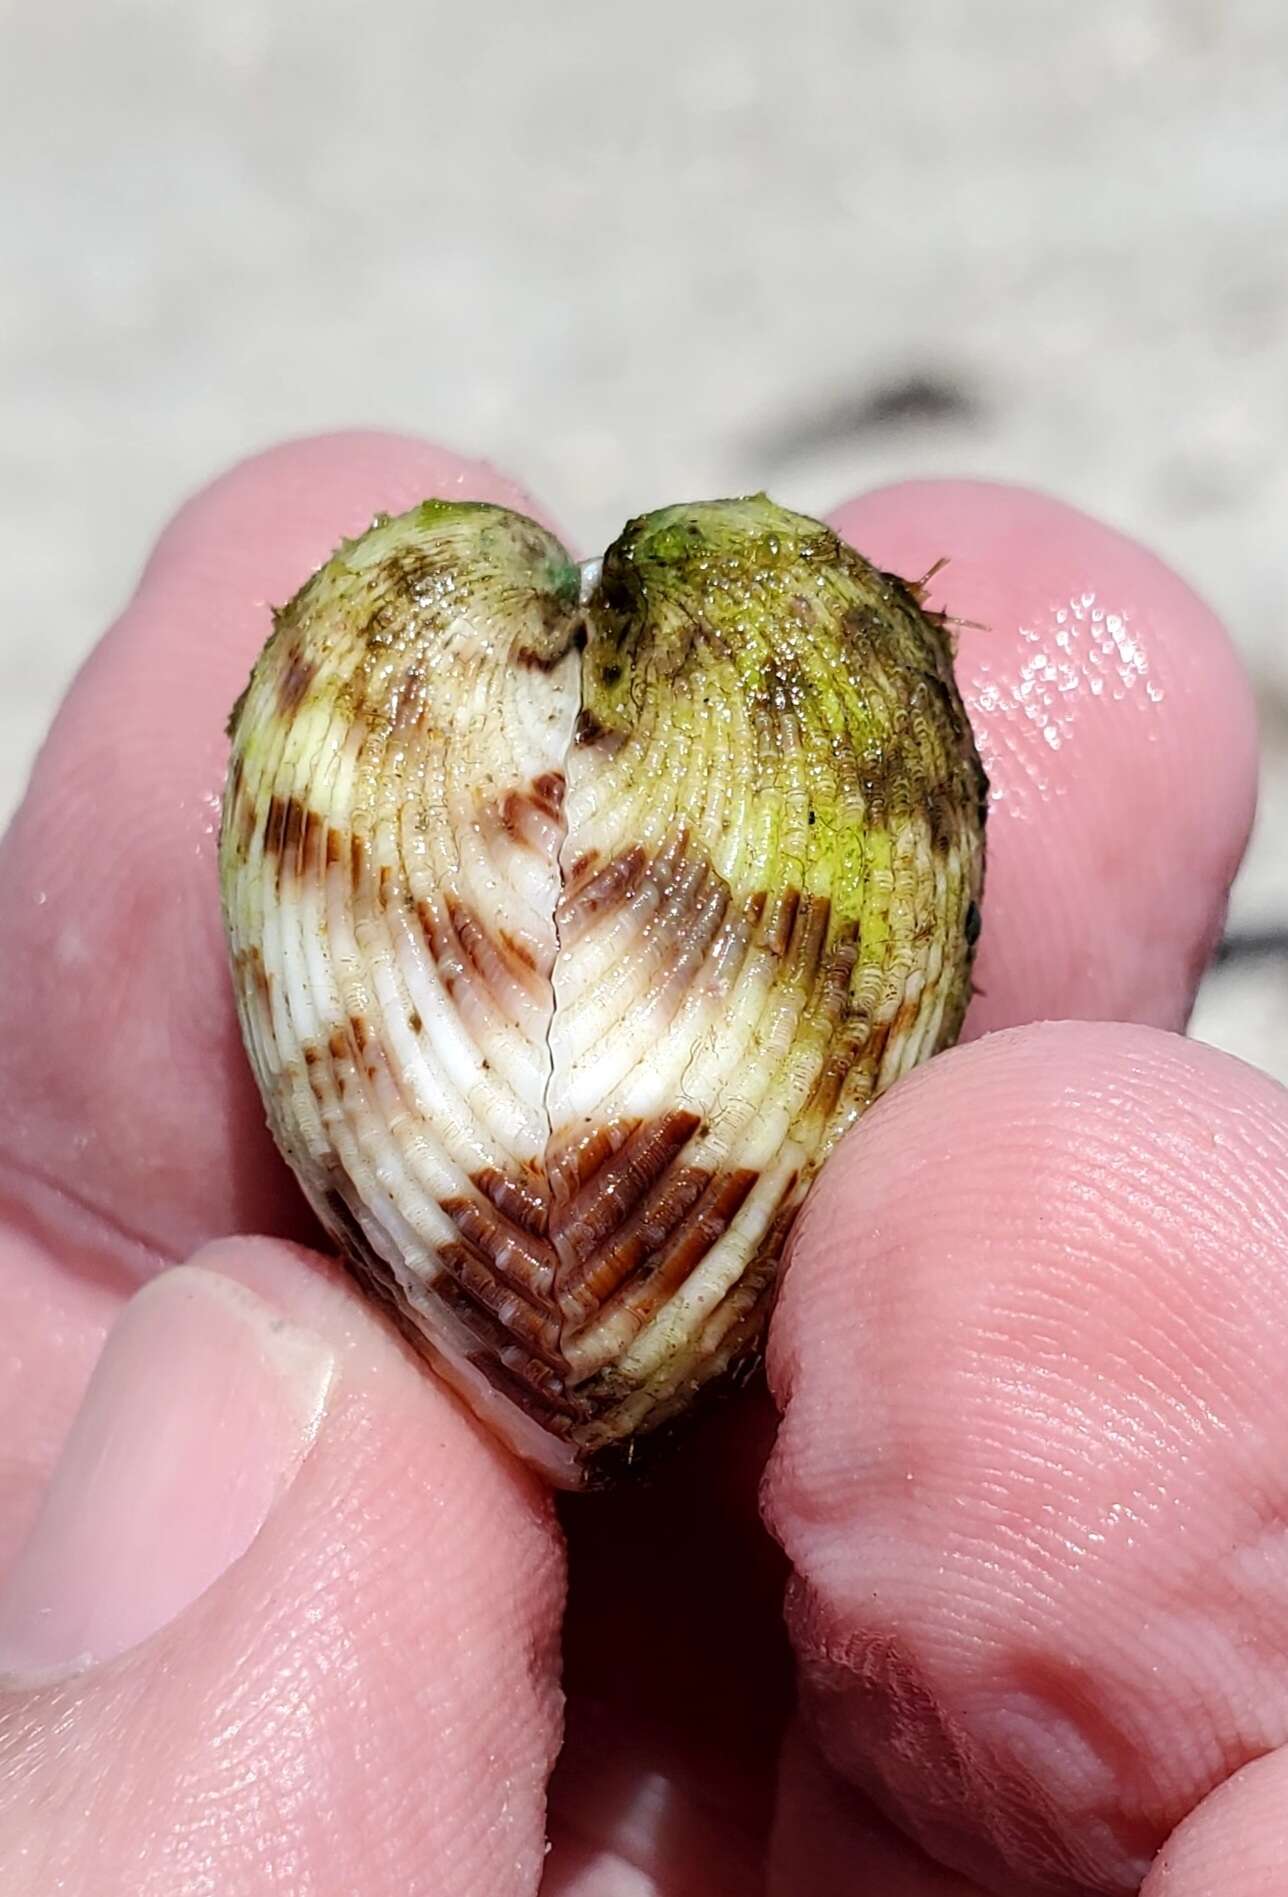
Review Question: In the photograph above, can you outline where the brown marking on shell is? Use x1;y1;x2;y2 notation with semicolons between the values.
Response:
853;984;922;1087
755;647;806;716
239;944;272;1012
782;891;832;987
277;650;318;716
432;1225;561;1352
558;844;648;937
391;667;426;729
237;789;257;854
463;1347;581;1427
551;1109;703;1261
258;792;327;890
310;1126;811;1466
761;886;801;960
302;806;326;874
498;790;531;844
415;896;448;976
532;771;565;815
414;893;542;1002
433;1264;575;1407
496;787;557;854
317;1183;579;1425
479;771;566;862
319;1146;794;1455
472;1164;552;1238
854;1011;893;1078
801;924;865;1122
262;794;289;857
559;1162;771;1336
546;1119;640;1203
926;783;960;854
281;794;305;868
297;833;898;1460
450;893;548;998
566;849;600;893
624;1166;761;1310
499;928;539;972
651;856;732;1003
574;708;625;752
570;835;736;1035
885;986;925;1053
515;643;568;673
557;1163;711;1322
319;1197;578;1432
698;901;758;999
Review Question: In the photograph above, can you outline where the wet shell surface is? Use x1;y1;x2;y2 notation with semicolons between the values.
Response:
220;495;987;1485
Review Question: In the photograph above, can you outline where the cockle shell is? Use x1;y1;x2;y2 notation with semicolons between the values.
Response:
220;495;986;1485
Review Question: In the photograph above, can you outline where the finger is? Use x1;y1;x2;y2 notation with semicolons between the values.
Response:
763;1022;1288;1894
1143;1747;1288;1895
0;432;552;1266
0;1241;564;1897
829;482;1258;1035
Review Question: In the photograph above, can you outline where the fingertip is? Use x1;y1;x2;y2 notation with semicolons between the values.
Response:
1143;1748;1288;1895
0;1234;566;1896
764;1020;1288;1893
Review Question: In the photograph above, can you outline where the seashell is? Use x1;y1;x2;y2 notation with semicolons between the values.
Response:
220;495;986;1485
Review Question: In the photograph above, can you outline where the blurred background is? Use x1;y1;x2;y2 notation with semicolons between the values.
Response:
2;0;1284;1075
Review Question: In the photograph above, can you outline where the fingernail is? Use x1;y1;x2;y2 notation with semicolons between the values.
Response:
0;1265;333;1684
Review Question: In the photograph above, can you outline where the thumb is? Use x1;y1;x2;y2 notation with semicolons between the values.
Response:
1143;1750;1288;1895
0;1242;564;1896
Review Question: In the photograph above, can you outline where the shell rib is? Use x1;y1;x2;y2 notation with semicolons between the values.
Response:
220;495;986;1485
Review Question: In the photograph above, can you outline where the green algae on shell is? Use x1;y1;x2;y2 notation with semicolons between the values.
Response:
219;494;987;1486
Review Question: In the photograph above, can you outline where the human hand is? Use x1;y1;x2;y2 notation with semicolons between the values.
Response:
0;434;1274;1895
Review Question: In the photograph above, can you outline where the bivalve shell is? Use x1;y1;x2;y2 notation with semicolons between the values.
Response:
220;495;986;1485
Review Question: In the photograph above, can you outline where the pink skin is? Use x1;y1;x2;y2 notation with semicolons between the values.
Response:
0;433;1275;1893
